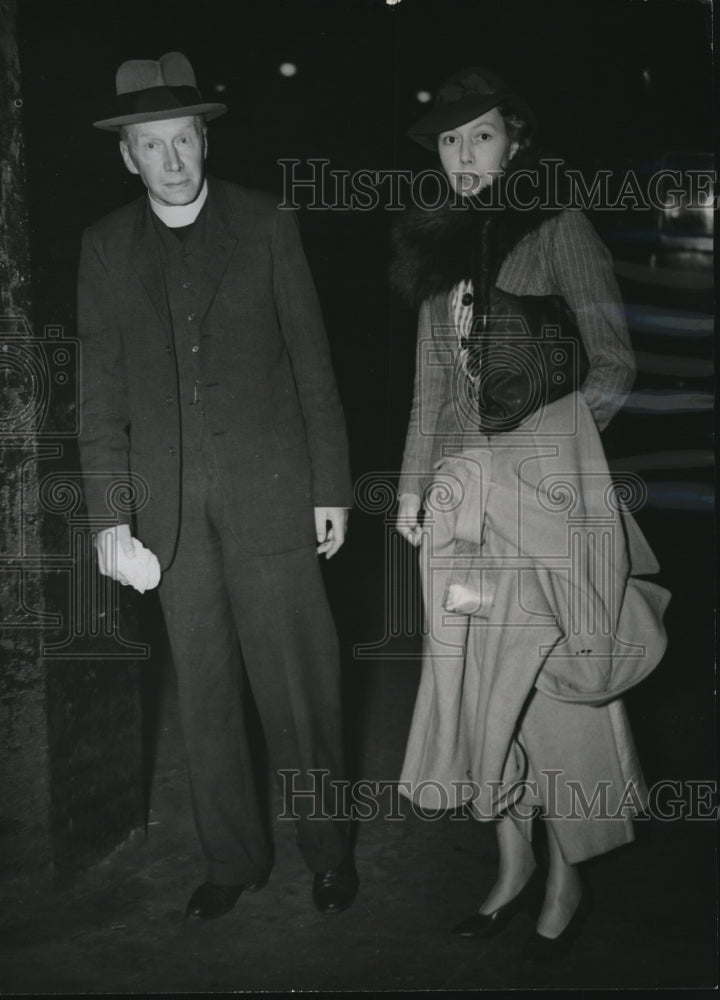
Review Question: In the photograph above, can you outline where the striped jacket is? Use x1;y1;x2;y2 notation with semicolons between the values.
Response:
398;209;635;499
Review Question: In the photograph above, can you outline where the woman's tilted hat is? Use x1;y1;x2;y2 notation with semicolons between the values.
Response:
408;66;534;150
93;51;227;131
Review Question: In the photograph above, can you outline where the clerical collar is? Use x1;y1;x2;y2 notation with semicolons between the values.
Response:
148;180;208;228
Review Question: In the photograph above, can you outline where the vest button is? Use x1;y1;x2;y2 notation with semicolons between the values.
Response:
164;345;172;354
165;395;173;404
191;345;199;353
168;446;176;455
183;281;191;289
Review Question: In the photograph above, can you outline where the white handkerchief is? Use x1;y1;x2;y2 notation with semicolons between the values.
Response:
114;538;162;593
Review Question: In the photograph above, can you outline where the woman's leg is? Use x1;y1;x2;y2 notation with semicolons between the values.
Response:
535;822;583;938
479;813;537;913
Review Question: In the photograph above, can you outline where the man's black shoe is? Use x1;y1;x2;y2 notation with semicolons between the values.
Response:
312;855;359;913
186;874;268;919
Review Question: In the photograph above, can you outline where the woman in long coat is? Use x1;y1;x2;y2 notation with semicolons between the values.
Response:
393;67;669;960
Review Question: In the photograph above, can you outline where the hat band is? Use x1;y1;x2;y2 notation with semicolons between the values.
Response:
116;84;204;117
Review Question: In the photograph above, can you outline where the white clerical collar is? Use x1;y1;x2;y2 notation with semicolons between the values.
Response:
148;179;208;227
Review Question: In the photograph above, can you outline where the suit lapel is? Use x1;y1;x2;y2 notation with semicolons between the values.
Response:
130;201;172;337
193;179;239;327
128;179;238;335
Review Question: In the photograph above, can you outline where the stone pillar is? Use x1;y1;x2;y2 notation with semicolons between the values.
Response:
0;0;145;875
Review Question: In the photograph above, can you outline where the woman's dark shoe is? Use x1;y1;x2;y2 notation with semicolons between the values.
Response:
524;886;591;963
451;867;542;938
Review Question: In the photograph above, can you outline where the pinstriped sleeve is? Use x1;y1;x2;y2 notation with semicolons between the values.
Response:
548;210;635;430
398;297;450;500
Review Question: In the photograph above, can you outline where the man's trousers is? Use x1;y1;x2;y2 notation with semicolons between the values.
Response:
156;447;348;885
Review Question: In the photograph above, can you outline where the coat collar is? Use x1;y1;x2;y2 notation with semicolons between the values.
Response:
390;166;565;309
130;175;238;334
191;177;239;329
131;198;171;334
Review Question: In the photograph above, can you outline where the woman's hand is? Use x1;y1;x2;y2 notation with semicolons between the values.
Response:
396;493;424;547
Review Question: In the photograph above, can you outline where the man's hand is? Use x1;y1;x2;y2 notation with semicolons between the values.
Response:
314;507;348;559
96;524;134;584
95;524;161;592
396;493;423;547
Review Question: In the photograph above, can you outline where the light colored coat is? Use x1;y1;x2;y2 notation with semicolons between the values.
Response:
398;393;670;862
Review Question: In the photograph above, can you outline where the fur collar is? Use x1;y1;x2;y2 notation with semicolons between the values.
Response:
391;169;564;309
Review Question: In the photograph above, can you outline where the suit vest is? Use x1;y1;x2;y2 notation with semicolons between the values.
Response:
152;209;208;454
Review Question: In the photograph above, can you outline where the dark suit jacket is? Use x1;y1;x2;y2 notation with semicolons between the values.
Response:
77;176;352;568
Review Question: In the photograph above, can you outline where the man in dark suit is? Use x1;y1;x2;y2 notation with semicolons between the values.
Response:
78;52;358;918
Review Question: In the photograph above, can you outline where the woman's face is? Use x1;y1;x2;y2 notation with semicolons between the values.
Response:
437;107;519;197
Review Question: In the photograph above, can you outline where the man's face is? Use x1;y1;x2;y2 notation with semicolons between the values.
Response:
120;116;207;206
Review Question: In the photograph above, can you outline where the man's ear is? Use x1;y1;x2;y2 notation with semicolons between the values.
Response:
202;128;208;161
119;141;139;176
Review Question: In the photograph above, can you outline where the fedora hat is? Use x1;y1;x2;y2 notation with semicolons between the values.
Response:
93;51;227;131
408;66;535;150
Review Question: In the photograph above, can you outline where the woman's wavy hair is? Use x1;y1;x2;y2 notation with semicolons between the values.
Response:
496;96;539;169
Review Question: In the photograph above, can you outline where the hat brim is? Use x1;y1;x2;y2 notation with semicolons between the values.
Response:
93;103;227;131
408;93;509;150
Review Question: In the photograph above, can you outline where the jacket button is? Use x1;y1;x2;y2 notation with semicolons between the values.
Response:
183;281;191;289
165;395;173;404
461;292;473;306
164;345;172;355
168;446;176;455
191;345;199;353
